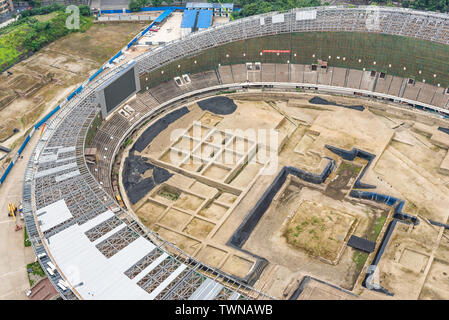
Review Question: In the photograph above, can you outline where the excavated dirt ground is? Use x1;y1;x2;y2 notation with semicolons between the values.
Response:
120;92;449;299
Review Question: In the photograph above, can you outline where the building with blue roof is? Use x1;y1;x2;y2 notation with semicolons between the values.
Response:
154;9;174;24
186;2;233;17
181;9;198;37
197;9;213;30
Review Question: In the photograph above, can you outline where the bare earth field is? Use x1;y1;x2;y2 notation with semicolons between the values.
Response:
119;91;449;300
0;22;147;170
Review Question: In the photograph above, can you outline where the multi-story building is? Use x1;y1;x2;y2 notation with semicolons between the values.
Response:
0;0;14;17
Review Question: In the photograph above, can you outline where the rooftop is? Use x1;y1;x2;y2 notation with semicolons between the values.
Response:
181;9;197;29
197;9;213;29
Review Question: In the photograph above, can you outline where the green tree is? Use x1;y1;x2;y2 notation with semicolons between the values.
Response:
152;0;163;6
79;5;91;17
129;0;141;12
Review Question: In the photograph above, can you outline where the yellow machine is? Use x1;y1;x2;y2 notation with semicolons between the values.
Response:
115;195;125;208
8;203;22;231
8;203;16;217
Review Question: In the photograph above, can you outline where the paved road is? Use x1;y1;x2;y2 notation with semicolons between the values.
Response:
0;134;38;300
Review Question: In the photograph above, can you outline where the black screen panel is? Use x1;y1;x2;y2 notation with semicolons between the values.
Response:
104;67;136;113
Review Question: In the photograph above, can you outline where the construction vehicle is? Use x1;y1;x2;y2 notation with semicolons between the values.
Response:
8;202;23;231
8;203;16;217
115;195;125;208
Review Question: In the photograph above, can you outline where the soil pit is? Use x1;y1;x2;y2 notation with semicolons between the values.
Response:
284;200;356;263
188;123;211;140
136;199;167;226
183;218;216;239
194;143;219;160
188;181;218;199
173;136;198;152
174;192;205;212
153;226;201;255
221;255;254;279
203;164;231;180
325;161;362;200
215;151;242;166
180;156;206;172
160;149;187;166
205;130;232;146
158;208;192;231
152;185;181;204
399;248;429;273
229;162;263;189
228;137;254;154
195;245;227;268
199;202;229;221
216;193;238;205
419;259;449;300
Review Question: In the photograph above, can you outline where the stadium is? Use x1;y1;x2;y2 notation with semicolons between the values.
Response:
21;6;449;300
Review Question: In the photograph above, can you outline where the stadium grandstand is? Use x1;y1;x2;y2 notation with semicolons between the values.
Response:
23;6;449;300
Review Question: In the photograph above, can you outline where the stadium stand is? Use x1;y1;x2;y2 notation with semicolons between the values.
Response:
23;7;449;299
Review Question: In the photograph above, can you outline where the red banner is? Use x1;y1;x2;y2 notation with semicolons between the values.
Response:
262;50;291;53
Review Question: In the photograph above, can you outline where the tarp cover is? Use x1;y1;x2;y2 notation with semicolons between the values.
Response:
347;235;376;253
197;97;237;115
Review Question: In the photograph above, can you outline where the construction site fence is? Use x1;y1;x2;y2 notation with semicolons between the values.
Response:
0;104;61;185
99;7;185;16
